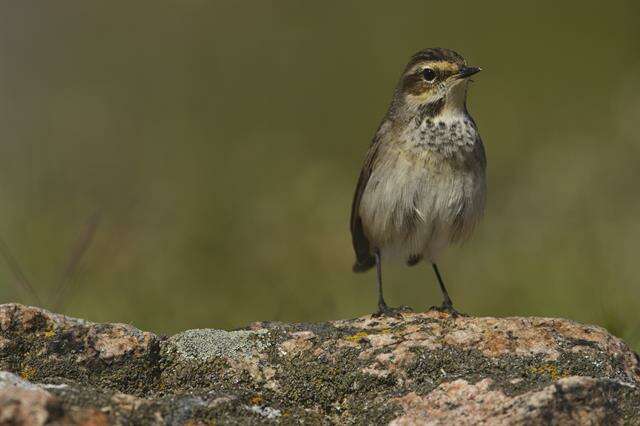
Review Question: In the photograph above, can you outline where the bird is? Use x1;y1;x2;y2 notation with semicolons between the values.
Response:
350;48;486;316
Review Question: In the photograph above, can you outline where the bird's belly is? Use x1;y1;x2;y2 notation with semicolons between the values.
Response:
359;150;485;262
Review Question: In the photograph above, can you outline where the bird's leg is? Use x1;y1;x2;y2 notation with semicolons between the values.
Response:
430;263;463;317
373;250;411;317
433;263;454;308
375;250;388;313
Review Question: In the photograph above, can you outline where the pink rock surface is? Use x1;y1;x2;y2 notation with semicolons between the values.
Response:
0;304;638;424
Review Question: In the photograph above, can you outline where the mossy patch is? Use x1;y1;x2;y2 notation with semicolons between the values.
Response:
0;324;163;396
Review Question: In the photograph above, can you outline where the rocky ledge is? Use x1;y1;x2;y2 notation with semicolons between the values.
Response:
0;304;638;425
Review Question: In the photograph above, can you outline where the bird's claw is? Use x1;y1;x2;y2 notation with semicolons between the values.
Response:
428;302;466;318
373;304;413;318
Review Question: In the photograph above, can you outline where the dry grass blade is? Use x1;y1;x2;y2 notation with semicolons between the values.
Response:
52;212;101;311
0;236;42;306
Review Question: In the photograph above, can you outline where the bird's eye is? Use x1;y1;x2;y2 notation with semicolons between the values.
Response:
422;68;437;82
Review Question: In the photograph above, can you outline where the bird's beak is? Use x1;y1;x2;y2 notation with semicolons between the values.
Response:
457;66;482;79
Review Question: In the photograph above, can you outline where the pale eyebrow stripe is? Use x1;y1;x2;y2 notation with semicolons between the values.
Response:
407;62;458;77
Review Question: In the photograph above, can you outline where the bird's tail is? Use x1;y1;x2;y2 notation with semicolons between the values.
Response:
352;256;375;273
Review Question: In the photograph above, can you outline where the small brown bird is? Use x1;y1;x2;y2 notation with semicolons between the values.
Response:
350;48;486;316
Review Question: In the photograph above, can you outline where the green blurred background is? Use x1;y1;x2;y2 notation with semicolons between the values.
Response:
1;1;639;349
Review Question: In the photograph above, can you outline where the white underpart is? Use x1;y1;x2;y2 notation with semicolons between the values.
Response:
358;80;486;264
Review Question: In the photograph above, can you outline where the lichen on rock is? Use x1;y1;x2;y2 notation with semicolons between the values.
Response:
0;303;638;424
170;328;269;361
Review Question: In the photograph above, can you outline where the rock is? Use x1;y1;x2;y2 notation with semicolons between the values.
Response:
0;371;59;425
170;328;269;361
0;303;638;424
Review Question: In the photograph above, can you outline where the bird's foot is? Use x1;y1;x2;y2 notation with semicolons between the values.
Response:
428;302;466;318
373;304;413;318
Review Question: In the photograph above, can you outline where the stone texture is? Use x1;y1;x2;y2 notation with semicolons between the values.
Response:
0;303;638;424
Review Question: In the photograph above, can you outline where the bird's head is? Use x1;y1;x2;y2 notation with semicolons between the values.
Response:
394;48;481;119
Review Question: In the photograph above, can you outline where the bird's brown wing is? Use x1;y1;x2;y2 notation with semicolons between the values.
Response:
350;140;381;272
